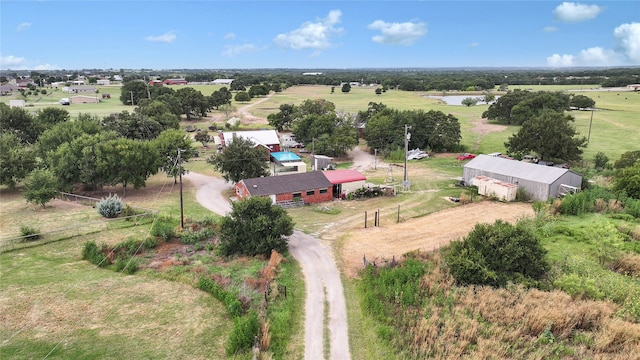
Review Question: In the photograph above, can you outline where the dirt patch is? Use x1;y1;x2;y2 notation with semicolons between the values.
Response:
341;201;534;277
471;116;507;136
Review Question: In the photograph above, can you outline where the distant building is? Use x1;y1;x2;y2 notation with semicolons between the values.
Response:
235;171;333;206
164;78;188;85
219;130;281;153
96;79;110;86
627;84;640;91
9;100;25;108
270;152;306;175
302;72;323;76
212;79;234;85
66;85;97;94
71;95;99;104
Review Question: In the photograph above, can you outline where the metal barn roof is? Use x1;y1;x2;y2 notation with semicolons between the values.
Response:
322;170;366;184
241;171;332;196
222;130;280;147
464;155;572;185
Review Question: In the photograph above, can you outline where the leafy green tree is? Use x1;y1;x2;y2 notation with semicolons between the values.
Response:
194;130;211;147
594;152;609;170
482;89;531;124
296;99;336;118
234;91;251;103
461;97;478;107
209;87;232;109
341;83;351;93
230;79;245;92
120;80;148;105
207;137;269;183
570;94;596;109
155;93;183;117
175;87;209;120
37;114;102;160
218;196;294;257
135;100;180;130
23;168;59;208
614;150;640;169
248;84;269;98
375;88;382;95
504;110;587;161
613;163;640;199
35;107;70;131
293;112;358;157
356;102;387;126
0;103;40;144
445;220;549;287
267;103;296;131
153;129;195;183
101;111;162;140
100;138;159;197
484;93;496;103
0;132;37;188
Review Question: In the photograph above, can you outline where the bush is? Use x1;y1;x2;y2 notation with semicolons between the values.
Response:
226;311;259;355
151;216;177;241
97;194;123;218
197;277;243;318
444;220;549;287
114;255;141;274
180;227;215;245
82;241;110;267
20;225;40;241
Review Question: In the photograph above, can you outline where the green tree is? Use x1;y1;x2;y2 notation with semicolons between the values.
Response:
102;111;164;140
135;100;180;130
613;163;640;199
248;84;269;98
234;91;251;103
23;168;59;208
209;87;232;109
293;112;358;157
504;110;587;161
570;94;596;109
445;220;549;287
194;130;211;147
207;137;269;183
176;87;209;120
341;83;351;93
37;114;102;160
461;97;479;107
218;196;294;257
484;93;496;103
120;80;148;105
0;132;37;188
594;152;609;170
614;150;640;169
375;88;382;95
35;107;70;131
153;129;195;183
0;103;40;144
100;138;159;197
267;103;296;131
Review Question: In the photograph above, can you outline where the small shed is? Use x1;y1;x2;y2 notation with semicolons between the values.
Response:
463;155;582;201
473;175;518;201
235;171;333;206
322;169;367;197
9;100;25;108
311;155;333;171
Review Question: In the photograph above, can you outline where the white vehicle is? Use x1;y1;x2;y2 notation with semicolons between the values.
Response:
59;98;70;105
487;152;502;157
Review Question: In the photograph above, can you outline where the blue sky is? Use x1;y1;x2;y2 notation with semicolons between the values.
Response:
1;1;639;70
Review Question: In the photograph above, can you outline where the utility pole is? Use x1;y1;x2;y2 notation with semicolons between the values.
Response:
403;124;411;191
178;149;184;229
587;108;594;143
311;137;316;170
374;148;377;170
130;91;134;106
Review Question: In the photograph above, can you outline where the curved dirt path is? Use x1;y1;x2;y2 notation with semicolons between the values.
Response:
184;172;351;360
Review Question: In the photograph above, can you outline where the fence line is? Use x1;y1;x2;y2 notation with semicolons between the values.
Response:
0;213;154;254
57;192;157;214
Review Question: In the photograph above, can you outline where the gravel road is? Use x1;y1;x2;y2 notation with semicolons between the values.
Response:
184;172;351;359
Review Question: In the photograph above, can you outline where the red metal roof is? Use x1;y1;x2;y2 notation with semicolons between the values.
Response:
322;169;366;184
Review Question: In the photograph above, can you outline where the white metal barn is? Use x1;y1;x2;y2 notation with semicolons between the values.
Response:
462;155;582;201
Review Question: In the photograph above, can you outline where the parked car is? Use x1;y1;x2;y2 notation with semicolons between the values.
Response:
59;98;70;105
457;153;476;161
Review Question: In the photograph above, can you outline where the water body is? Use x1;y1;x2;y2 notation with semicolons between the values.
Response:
425;95;500;106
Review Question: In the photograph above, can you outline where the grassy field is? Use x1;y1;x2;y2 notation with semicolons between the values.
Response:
2;83;639;359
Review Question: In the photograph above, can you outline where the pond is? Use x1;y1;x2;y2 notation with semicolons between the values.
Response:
424;95;500;106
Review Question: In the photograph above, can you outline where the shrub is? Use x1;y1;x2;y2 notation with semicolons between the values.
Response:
197;277;243;318
82;241;110;267
226;311;260;355
444;220;549;287
114;255;140;274
151;216;177;241
97;194;123;218
180;227;215;245
20;225;40;241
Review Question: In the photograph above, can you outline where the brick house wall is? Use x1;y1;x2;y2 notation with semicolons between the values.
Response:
235;181;332;204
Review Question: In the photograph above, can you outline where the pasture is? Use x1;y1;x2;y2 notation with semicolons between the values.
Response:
2;82;639;359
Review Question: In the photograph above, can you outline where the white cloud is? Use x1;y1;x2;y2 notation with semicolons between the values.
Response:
367;20;426;46
33;63;59;71
17;22;31;32
222;44;260;57
543;26;558;33
546;22;640;66
469;42;480;48
614;22;640;63
273;9;343;50
144;31;176;43
224;32;236;40
553;2;602;23
0;55;27;68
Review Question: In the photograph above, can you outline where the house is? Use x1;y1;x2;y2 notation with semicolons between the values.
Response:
627;84;640;91
149;80;164;86
66;85;97;94
322;169;367;197
71;95;99;104
219;130;281;153
235;171;333;206
97;79;110;86
462;155;582;201
270;152;307;175
212;79;234;85
164;78;188;85
0;83;19;95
